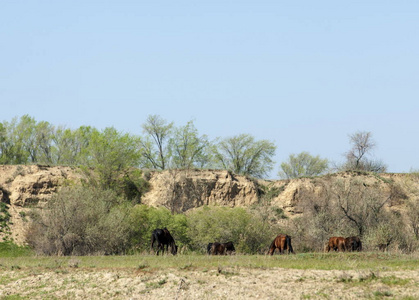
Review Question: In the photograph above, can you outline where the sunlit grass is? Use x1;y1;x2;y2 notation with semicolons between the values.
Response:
0;252;418;271
0;241;33;257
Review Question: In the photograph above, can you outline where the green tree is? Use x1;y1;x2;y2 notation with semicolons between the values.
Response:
213;134;276;178
0;116;30;164
0;122;12;164
34;120;55;164
53;126;82;165
82;127;142;192
1;115;54;165
140;115;173;170
279;151;328;179
170;120;211;169
15;115;37;163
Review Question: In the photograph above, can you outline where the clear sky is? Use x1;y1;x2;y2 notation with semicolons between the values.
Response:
1;1;418;178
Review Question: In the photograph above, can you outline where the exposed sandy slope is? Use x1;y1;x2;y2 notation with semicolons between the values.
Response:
1;267;418;299
1;165;417;247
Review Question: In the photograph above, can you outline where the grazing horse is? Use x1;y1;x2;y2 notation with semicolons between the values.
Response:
345;236;362;252
211;242;225;255
207;243;213;255
150;228;178;255
268;234;295;255
209;241;236;255
223;241;236;254
326;237;346;252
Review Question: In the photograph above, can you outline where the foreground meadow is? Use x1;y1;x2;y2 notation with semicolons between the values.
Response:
0;253;418;299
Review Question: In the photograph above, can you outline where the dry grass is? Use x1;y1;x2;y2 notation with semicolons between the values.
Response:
0;253;418;299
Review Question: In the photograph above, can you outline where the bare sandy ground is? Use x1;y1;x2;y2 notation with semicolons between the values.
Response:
1;267;418;299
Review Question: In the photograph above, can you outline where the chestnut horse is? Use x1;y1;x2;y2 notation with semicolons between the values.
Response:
326;236;346;252
268;234;294;255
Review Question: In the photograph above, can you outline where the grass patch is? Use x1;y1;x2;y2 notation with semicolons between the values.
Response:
373;290;393;298
145;278;167;289
0;295;25;300
0;241;33;257
380;275;410;286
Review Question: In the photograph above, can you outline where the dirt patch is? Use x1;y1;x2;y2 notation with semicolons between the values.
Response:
1;267;418;299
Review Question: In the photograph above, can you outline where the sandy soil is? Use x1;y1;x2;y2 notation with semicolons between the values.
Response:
1;267;418;299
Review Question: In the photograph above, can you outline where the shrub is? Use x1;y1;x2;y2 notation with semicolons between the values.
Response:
26;186;134;255
186;206;280;254
127;205;189;252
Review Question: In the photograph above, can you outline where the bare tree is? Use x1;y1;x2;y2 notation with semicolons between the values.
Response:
344;131;386;172
406;199;419;239
333;178;389;237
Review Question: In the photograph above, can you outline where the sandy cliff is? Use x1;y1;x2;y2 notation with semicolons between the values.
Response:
0;165;416;245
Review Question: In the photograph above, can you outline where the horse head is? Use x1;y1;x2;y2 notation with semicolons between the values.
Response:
171;243;178;255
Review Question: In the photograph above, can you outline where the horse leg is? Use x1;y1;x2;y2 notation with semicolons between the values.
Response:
151;235;155;254
157;243;164;255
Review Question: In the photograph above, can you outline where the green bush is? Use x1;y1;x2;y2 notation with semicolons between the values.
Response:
127;205;189;252
186;206;280;254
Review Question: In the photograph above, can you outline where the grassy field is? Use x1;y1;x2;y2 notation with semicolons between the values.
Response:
1;251;418;299
0;252;418;271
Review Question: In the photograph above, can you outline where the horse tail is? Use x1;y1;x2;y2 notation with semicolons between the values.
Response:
286;235;295;254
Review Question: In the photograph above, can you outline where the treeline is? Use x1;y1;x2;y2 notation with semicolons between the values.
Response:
0;115;276;179
1;115;391;182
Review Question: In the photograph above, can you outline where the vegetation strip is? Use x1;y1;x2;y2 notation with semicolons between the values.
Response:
1;253;418;271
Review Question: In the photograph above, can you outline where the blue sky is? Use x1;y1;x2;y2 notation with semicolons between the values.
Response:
1;1;418;178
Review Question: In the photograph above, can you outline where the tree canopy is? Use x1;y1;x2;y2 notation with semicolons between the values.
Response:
213;134;276;178
279;151;328;179
1;115;395;181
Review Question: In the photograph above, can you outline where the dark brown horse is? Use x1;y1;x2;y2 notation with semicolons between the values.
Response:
326;236;346;252
211;242;225;255
345;236;362;252
223;241;236;254
210;241;236;255
207;243;213;254
268;234;294;255
150;228;178;255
